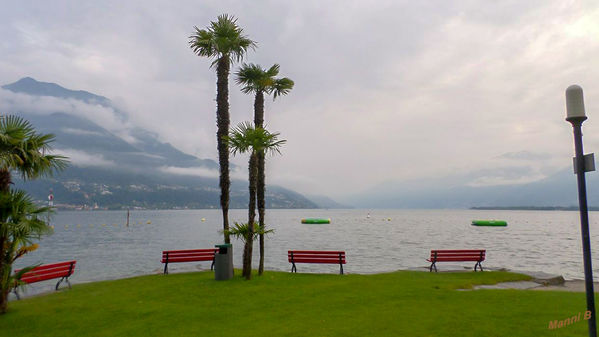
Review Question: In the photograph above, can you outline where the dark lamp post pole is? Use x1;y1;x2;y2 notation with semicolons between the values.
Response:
566;84;597;337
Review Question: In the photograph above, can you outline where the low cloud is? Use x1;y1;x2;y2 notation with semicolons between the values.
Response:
467;174;547;187
466;165;547;187
61;128;105;137
0;88;129;138
159;166;218;178
56;148;116;167
160;165;246;180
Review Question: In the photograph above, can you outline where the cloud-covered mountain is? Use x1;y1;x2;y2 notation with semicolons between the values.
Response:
342;166;599;209
7;77;584;211
3;77;317;209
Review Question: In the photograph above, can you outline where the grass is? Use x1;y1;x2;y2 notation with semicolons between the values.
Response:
0;270;593;336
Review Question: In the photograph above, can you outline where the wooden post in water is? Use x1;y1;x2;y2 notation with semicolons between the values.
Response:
126;208;130;227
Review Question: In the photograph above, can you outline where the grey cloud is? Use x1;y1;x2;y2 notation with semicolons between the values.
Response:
0;89;128;133
56;148;116;168
61;128;106;137
497;151;552;161
2;1;598;197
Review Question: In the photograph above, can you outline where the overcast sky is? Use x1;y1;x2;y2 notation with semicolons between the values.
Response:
2;0;599;199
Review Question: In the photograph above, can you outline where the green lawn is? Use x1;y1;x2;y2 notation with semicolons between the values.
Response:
0;270;593;336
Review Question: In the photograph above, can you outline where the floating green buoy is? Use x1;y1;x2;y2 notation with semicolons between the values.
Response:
471;220;507;227
301;218;331;224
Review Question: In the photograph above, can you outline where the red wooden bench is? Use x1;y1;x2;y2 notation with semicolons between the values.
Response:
427;249;485;272
288;250;346;274
162;248;218;274
13;260;76;299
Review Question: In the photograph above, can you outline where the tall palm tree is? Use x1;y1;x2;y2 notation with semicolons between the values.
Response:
189;14;256;244
227;122;285;279
0;115;67;314
236;63;294;274
0;189;51;314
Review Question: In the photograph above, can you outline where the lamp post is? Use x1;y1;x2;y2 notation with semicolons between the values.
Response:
566;84;597;337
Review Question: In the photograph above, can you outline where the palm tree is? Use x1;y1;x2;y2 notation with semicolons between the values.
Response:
0;115;67;314
0;116;68;192
223;222;274;244
189;14;256;244
227;122;285;279
0;189;51;314
236;63;294;274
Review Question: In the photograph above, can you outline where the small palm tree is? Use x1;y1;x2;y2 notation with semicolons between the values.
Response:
226;122;285;279
0;115;68;313
223;222;274;243
236;63;293;274
189;14;256;244
0;115;67;314
0;189;53;314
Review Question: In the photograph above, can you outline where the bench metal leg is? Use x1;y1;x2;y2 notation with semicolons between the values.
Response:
474;261;483;272
13;287;20;300
340;264;344;275
429;262;437;272
291;263;296;273
55;276;71;290
163;263;168;275
211;260;215;271
55;276;67;290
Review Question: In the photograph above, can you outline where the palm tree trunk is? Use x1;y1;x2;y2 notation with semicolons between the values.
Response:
254;91;264;127
243;153;258;280
253;91;267;275
216;57;231;244
0;262;9;314
0;169;11;193
257;151;265;275
0;168;10;314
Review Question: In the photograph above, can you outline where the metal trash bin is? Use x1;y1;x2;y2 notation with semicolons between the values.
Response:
214;243;234;280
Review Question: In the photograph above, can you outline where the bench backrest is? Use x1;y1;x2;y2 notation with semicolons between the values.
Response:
18;261;77;284
162;249;218;263
429;250;485;262
288;250;346;264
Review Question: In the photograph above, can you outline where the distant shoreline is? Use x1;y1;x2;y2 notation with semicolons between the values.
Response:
470;206;599;211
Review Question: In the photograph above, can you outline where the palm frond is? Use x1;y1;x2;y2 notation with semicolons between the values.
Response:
272;78;295;100
255;128;286;156
0;115;69;180
0;189;53;267
222;222;274;242
189;27;217;58
265;64;280;77
225;122;286;157
235;63;265;94
189;14;256;68
226;121;255;156
234;63;294;100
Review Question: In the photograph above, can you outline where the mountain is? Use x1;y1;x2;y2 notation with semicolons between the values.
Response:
4;77;112;106
2;77;318;209
304;194;353;209
342;167;596;209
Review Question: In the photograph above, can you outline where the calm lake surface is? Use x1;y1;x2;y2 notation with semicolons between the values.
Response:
13;209;599;288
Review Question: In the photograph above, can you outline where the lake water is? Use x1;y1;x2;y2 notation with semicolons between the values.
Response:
12;208;599;293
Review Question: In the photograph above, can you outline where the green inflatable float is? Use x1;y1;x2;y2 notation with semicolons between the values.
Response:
471;220;507;227
301;218;331;224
